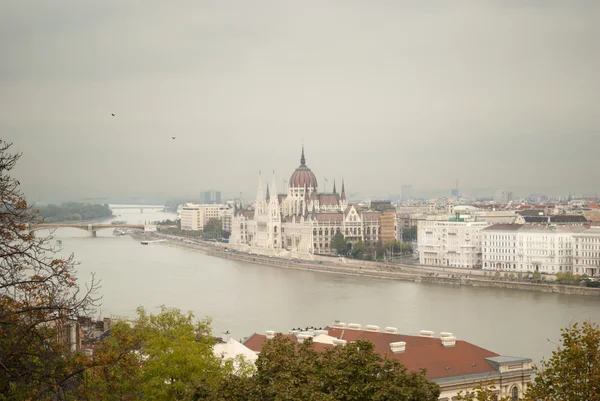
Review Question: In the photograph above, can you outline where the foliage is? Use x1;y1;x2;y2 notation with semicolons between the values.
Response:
331;233;348;255
37;203;113;223
212;334;440;401
527;321;600;401
203;218;223;239
351;240;365;259
455;383;511;401
152;219;178;226
78;307;245;401
555;271;582;285
0;140;100;400
402;226;418;242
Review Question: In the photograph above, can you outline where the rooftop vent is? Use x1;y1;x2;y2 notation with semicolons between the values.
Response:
385;327;398;334
347;323;362;330
440;332;454;338
420;330;434;338
297;333;313;344
266;330;275;340
332;321;347;329
365;325;380;332
332;339;347;347
390;341;406;353
442;336;456;347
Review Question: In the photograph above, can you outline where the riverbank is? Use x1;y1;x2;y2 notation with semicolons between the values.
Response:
134;233;600;298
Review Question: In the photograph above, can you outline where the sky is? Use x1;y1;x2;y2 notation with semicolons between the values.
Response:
1;0;599;202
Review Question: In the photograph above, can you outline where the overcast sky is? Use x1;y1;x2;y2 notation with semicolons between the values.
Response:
2;1;599;201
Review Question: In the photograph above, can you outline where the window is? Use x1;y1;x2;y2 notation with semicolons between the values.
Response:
511;386;519;401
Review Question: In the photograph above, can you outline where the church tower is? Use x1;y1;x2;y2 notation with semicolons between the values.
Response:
267;172;282;249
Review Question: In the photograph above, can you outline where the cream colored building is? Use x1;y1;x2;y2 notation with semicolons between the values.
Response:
482;224;585;274
572;227;600;277
180;203;229;231
418;217;489;268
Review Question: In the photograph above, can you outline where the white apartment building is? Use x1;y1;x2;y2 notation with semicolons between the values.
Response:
482;224;585;274
418;218;489;268
180;203;229;231
572;227;600;277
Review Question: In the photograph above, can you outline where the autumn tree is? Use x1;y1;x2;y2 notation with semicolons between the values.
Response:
0;140;100;400
527;320;600;401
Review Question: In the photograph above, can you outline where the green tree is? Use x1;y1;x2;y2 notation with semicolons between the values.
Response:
79;307;243;401
351;240;365;259
217;335;440;401
331;233;348;255
402;226;417;242
527;321;600;401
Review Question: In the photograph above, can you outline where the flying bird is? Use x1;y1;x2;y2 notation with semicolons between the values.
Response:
111;113;115;116
172;137;176;139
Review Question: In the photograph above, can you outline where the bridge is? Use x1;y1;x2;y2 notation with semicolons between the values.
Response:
109;205;165;213
30;224;145;237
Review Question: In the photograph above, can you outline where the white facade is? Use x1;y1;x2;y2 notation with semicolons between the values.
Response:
482;225;584;274
180;203;229;231
418;218;489;268
572;227;600;277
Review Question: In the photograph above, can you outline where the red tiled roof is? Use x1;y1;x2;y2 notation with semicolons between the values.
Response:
318;194;340;206
245;329;500;381
326;328;498;380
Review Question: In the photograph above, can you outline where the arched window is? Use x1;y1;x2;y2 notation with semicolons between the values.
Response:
511;386;519;401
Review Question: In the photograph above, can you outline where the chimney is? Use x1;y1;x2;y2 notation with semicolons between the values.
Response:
420;330;434;338
347;323;362;330
223;330;231;342
265;330;275;340
442;336;456;347
440;332;454;338
297;333;312;344
332;321;347;329
385;327;398;334
365;325;380;332
390;341;406;353
332;338;347;347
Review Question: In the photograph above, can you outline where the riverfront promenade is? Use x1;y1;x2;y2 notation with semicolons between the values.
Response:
135;232;600;297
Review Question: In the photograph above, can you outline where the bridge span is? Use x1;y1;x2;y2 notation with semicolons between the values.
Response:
109;205;165;213
30;224;145;237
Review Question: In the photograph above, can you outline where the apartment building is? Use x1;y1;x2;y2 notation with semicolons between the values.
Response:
418;218;489;268
180;203;229;231
572;227;600;277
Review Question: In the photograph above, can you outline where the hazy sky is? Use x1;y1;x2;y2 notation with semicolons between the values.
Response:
2;1;599;201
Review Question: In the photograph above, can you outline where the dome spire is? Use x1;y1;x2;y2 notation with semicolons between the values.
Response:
300;144;306;166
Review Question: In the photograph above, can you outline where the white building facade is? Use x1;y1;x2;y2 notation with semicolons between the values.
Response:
418;218;489;268
180;203;229;231
572;227;600;277
482;224;584;274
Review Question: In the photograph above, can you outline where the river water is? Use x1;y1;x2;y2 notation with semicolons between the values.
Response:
48;207;600;365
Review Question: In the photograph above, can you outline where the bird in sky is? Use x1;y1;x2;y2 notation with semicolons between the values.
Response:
172;137;176;139
111;113;115;116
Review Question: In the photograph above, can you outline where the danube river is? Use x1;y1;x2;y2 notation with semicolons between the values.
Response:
50;207;600;365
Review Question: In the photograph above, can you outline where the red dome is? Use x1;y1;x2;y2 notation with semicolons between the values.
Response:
289;147;318;189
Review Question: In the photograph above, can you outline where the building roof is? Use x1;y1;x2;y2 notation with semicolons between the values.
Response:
244;328;512;382
482;224;524;231
318;194;340;206
315;212;344;222
523;215;587;224
289;147;318;189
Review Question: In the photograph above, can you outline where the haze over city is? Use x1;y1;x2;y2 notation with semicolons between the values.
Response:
2;1;599;201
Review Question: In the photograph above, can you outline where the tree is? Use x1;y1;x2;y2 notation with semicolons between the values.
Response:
351;240;365;259
527;321;600;401
217;334;440;401
402;226;417;242
330;233;347;255
78;307;244;401
0;140;100;400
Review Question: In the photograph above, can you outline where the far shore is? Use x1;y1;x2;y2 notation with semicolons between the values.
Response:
133;232;600;298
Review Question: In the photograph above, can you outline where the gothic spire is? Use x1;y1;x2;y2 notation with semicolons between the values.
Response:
333;179;337;194
256;171;264;201
265;183;270;201
341;179;346;201
300;144;306;166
